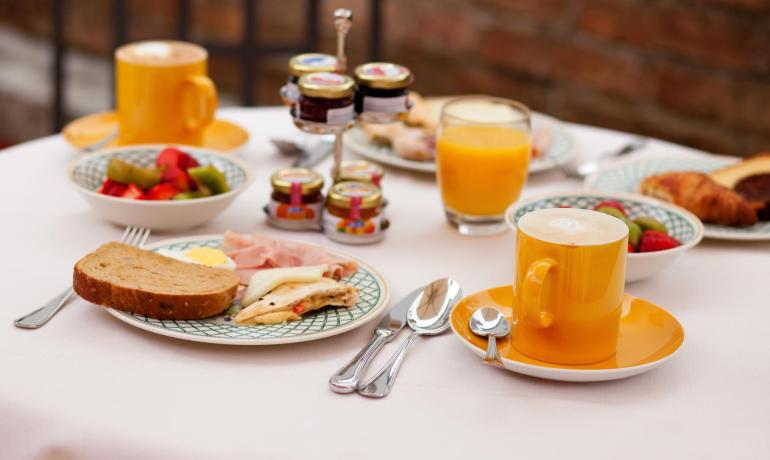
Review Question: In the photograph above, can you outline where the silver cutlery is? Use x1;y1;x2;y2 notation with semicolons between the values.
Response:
561;136;647;179
14;226;150;329
271;138;335;168
358;278;462;398
469;307;510;367
329;285;425;393
81;128;119;153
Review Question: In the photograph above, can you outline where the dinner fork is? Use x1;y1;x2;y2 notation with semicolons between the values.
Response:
13;226;150;329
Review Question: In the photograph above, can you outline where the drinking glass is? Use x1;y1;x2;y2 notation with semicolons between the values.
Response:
436;96;531;235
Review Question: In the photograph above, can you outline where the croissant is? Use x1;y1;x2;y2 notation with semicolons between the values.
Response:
640;171;757;226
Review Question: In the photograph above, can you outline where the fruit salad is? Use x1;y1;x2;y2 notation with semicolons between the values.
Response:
96;147;229;201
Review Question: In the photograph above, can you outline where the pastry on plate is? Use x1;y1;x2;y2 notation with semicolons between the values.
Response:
235;278;359;325
640;171;757;226
73;242;240;320
710;153;770;219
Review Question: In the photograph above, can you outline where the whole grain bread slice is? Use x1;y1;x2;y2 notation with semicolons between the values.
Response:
73;242;240;320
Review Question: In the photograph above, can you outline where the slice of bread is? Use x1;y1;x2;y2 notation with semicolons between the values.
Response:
73;242;240;320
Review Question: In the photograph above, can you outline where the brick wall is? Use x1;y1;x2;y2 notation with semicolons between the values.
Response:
1;0;769;156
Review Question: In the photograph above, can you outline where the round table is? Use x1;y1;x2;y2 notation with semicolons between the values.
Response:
2;107;768;459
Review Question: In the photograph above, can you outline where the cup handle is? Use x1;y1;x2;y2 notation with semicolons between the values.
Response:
182;75;217;132
521;258;556;328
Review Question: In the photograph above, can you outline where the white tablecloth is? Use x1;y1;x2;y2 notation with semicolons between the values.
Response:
2;108;768;460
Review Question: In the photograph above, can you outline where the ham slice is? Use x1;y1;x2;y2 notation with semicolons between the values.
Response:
221;231;359;284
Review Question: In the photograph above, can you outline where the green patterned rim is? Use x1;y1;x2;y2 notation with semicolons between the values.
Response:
585;156;770;241
104;235;390;345
344;112;574;174
506;191;704;254
69;145;251;203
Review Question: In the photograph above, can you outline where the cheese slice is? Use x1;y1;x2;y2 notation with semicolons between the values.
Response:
235;278;359;325
241;265;327;308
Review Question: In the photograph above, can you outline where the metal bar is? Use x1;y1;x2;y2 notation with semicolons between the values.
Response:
369;0;382;61
51;0;65;131
305;0;319;50
178;0;189;40
242;0;257;105
111;0;128;107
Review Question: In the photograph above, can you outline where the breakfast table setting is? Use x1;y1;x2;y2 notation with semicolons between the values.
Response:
2;9;770;460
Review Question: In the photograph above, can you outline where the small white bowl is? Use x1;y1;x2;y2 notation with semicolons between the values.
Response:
68;145;253;231
506;191;704;283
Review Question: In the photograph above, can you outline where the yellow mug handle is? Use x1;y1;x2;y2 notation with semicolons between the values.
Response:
521;258;556;328
182;75;217;132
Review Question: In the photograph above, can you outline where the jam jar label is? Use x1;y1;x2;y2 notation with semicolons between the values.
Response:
327;105;355;125
323;211;383;239
267;200;323;226
362;94;408;114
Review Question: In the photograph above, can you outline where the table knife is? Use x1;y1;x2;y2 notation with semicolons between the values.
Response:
328;286;424;394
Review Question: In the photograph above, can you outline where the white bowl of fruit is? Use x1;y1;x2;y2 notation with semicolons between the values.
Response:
507;192;704;282
69;145;253;230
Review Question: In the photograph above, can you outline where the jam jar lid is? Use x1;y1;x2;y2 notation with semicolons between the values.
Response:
335;160;385;184
288;53;338;77
328;181;382;209
354;62;412;90
271;168;324;195
298;72;355;99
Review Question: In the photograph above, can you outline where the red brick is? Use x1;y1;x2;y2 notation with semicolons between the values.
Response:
453;66;550;111
384;0;477;55
576;1;762;70
736;81;770;135
655;64;738;125
475;0;569;23
689;0;770;12
479;27;649;100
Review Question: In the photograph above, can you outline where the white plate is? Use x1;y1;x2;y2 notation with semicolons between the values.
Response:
104;234;390;345
344;112;575;174
586;156;770;241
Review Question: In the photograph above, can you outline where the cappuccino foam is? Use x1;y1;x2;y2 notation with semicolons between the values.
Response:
517;208;628;246
116;41;206;66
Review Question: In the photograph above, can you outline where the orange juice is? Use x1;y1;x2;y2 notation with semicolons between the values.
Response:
436;124;530;216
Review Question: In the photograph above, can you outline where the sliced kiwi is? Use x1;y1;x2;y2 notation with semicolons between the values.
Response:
187;165;229;195
106;158;162;190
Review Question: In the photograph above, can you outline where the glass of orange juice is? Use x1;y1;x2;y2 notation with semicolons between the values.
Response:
436;96;531;235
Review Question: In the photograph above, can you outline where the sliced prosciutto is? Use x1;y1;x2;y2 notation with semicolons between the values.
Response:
221;231;359;284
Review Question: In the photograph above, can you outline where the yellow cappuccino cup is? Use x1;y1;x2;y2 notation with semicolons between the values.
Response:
115;40;217;145
512;208;628;365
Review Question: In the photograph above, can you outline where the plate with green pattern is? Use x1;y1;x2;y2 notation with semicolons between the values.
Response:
104;235;390;345
344;112;574;174
586;156;770;241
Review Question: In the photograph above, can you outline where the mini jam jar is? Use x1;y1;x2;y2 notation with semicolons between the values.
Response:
323;181;388;245
332;160;385;188
294;72;356;134
280;53;338;106
354;62;413;123
265;168;325;230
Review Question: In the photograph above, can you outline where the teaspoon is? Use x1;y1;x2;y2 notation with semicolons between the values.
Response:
469;307;510;367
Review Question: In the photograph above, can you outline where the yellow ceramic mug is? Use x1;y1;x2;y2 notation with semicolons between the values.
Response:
512;208;628;365
115;40;217;145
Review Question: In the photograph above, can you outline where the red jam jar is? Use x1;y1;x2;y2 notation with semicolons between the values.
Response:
280;53;338;106
354;62;413;123
294;72;355;134
266;167;325;230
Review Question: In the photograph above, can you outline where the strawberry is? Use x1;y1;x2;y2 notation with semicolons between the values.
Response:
627;243;635;253
594;200;626;217
145;183;180;200
639;230;680;252
97;178;127;197
120;183;145;200
156;147;199;170
161;165;194;192
558;204;572;208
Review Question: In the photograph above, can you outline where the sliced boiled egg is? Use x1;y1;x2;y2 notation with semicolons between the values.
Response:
157;247;236;271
